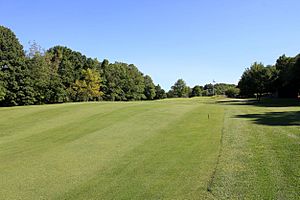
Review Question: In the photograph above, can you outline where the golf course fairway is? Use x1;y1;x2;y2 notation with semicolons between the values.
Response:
0;98;299;199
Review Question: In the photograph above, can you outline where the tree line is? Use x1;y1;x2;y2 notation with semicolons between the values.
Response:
238;54;300;100
166;79;239;98
0;26;170;106
0;25;240;106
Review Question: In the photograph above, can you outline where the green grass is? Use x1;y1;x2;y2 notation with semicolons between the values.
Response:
212;98;300;199
0;98;299;199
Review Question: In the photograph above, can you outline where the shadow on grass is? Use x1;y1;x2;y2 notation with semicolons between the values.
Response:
234;111;300;126
217;98;300;107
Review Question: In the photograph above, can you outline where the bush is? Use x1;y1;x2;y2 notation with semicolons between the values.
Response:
225;87;240;98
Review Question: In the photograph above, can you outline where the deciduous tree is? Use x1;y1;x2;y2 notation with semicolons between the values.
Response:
169;79;189;98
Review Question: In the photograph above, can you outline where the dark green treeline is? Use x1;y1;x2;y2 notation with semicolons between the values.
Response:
238;55;300;100
0;25;166;106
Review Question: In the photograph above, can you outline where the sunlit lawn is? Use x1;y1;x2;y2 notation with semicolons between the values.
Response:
0;97;299;199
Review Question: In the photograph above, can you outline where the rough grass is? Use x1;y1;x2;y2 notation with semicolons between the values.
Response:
211;98;300;199
0;97;299;199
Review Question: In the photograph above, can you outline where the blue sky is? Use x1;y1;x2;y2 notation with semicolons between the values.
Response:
1;0;299;90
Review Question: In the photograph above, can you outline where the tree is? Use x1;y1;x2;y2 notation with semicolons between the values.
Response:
292;55;300;94
225;87;240;98
44;49;67;103
169;79;189;98
100;62;146;101
203;84;214;96
154;84;166;99
167;90;175;98
100;62;125;101
0;26;35;106
45;46;102;102
26;42;51;104
47;46;82;88
275;54;299;98
264;65;278;95
238;62;272;101
124;64;145;100
72;68;102;101
214;83;236;95
0;71;6;101
191;85;203;97
83;68;102;100
0;25;164;105
237;54;300;100
99;59;109;98
143;75;156;100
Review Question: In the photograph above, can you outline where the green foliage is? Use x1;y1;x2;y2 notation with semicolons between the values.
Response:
191;85;203;97
293;55;300;90
47;46;90;87
166;90;174;98
72;68;102;101
0;71;6;101
214;83;236;95
238;54;300;99
124;64;146;100
0;26;162;106
154;84;167;99
0;26;35;106
238;62;273;100
46;72;66;103
27;44;51;104
0;25;24;61
44;46;102;103
225;87;240;98
274;54;299;98
143;75;156;100
202;89;210;96
3;62;36;105
203;84;214;96
100;62;146;101
201;83;237;97
169;79;190;98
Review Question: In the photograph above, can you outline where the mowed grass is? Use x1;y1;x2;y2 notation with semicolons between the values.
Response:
211;98;300;199
0;98;299;199
0;98;224;199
